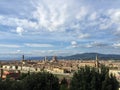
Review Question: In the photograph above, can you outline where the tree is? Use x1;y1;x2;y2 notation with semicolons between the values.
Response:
60;77;69;90
18;73;29;80
70;66;119;90
23;72;60;90
0;72;60;90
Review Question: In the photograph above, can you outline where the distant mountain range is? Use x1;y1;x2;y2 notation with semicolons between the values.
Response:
27;53;120;60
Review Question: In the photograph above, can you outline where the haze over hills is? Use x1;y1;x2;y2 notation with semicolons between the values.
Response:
63;53;120;60
0;53;120;61
27;53;120;60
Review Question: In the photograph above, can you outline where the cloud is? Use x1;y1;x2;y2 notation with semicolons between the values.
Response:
17;50;21;53
76;6;88;20
116;29;120;35
33;1;67;31
31;49;81;56
85;42;108;48
0;44;21;48
0;15;37;29
71;41;78;48
89;12;98;21
108;9;120;24
99;21;112;30
32;0;89;32
1;0;120;55
25;43;54;47
68;41;109;49
71;41;77;45
78;33;90;39
113;43;120;48
66;41;79;49
16;27;24;36
106;9;120;36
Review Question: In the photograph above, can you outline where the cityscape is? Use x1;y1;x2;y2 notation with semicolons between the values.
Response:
0;0;120;90
0;54;120;90
0;54;120;78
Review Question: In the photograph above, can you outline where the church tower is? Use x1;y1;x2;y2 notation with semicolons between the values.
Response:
95;54;99;68
21;55;25;64
21;55;25;70
22;55;24;61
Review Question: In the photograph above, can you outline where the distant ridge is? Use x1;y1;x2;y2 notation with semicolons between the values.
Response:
27;53;120;60
63;53;120;60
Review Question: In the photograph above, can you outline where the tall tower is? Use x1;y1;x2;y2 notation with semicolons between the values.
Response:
44;56;47;61
95;54;99;68
21;55;25;70
22;55;24;61
43;56;47;63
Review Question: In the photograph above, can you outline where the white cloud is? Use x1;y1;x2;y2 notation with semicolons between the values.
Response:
0;44;21;48
99;21;112;30
0;15;37;29
108;9;120;24
107;9;120;35
71;41;77;45
85;42;108;48
32;0;89;32
1;0;120;55
17;50;21;53
68;41;108;49
32;1;68;31
113;43;120;48
31;49;81;56
71;41;78;48
89;12;97;21
89;9;120;31
78;33;90;39
76;6;88;20
0;15;4;20
16;27;24;36
25;43;54;47
116;28;120;35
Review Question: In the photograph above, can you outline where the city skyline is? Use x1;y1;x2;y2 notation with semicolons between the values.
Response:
0;0;120;56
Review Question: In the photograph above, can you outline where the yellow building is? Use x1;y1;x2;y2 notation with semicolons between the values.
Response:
53;67;64;73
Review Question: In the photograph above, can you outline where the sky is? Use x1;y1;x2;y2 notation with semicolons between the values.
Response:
0;0;120;57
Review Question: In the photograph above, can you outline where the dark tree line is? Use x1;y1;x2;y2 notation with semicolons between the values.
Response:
0;72;59;90
70;66;119;90
0;66;119;90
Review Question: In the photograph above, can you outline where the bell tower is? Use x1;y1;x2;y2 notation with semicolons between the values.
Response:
95;54;99;68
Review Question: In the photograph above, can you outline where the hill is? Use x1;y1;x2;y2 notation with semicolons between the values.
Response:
27;53;120;60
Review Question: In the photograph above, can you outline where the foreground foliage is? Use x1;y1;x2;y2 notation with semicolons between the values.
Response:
0;66;119;90
0;72;60;90
70;66;119;90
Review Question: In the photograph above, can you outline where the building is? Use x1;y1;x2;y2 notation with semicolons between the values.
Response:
2;70;20;80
